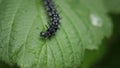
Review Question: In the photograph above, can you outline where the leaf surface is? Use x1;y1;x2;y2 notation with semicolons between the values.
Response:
0;0;112;68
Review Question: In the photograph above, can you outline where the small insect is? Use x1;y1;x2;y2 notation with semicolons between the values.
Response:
40;0;60;38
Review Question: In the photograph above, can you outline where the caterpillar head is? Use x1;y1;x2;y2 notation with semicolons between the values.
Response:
40;32;48;38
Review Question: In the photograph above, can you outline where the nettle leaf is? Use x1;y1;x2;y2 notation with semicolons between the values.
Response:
0;0;112;68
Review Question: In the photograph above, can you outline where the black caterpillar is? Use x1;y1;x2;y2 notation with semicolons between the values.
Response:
40;0;60;38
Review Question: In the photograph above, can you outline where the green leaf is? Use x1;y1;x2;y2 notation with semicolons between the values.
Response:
103;0;120;13
0;0;112;68
81;43;107;68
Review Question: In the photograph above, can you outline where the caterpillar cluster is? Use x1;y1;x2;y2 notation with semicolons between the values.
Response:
40;0;60;38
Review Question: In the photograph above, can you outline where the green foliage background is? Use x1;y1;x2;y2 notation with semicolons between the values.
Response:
0;0;120;68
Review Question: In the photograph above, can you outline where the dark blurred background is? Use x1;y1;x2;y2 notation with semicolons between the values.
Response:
92;13;120;68
80;13;120;68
